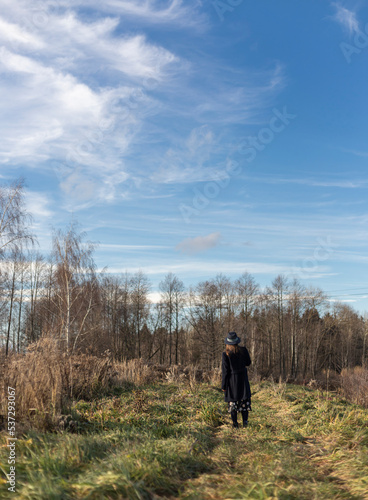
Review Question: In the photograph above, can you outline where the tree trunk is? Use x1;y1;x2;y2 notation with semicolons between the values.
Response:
5;269;16;356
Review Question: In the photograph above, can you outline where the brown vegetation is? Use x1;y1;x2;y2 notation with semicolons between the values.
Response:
0;338;224;431
341;366;368;407
0;338;116;430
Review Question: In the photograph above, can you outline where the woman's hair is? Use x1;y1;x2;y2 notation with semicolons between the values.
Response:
226;344;239;356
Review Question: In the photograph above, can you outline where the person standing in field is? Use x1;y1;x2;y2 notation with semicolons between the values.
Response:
221;331;252;428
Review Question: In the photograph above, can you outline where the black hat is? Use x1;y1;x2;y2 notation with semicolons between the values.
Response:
225;331;241;345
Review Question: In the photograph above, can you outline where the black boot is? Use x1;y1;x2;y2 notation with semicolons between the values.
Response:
231;409;238;428
242;410;249;428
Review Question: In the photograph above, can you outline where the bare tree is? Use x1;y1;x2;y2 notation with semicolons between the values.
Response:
235;272;259;329
148;301;167;363
186;279;223;369
0;179;34;353
266;275;289;379
99;273;136;360
15;252;27;353
0;178;33;257
51;221;99;354
100;275;122;358
363;313;368;368
3;253;18;355
287;279;306;378
130;270;150;359
302;287;326;378
215;274;235;335
235;272;259;360
23;253;48;344
159;272;185;364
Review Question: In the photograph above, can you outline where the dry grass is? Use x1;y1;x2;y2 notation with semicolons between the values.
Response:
113;361;222;389
112;358;155;386
341;366;368;408
162;365;221;387
1;338;117;430
1;378;368;499
1;341;223;431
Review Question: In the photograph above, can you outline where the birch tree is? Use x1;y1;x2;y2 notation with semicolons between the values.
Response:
51;222;99;354
0;179;33;257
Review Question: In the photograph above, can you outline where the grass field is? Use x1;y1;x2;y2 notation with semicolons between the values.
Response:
1;380;368;499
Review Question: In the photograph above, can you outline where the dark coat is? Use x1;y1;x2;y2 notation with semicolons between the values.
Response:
221;346;251;402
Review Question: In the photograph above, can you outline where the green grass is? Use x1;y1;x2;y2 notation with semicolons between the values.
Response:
1;381;368;499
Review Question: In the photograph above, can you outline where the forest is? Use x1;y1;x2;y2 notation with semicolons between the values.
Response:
1;179;367;381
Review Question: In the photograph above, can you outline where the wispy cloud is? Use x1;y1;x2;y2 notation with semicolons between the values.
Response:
175;232;221;255
341;147;368;158
331;3;360;34
333;250;368;264
149;64;286;185
0;2;181;208
25;191;54;219
99;244;170;251
101;261;335;279
0;0;206;29
181;63;287;126
245;175;368;188
328;298;358;303
151;125;218;184
61;0;208;29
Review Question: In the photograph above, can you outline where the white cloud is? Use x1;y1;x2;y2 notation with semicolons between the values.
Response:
100;244;170;250
0;17;44;49
57;0;207;29
175;232;221;255
147;64;286;185
328;299;358;303
100;261;334;278
0;47;108;161
148;291;162;303
332;3;359;34
0;0;206;29
244;175;368;189
0;2;180;207
25;190;54;218
178;64;287;126
152;125;220;184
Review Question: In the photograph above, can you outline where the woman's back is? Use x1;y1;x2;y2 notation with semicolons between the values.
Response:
221;334;252;428
224;345;251;373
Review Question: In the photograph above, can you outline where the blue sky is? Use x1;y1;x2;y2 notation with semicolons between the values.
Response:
1;0;368;311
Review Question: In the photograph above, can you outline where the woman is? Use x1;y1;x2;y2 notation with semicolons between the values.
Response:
221;331;252;428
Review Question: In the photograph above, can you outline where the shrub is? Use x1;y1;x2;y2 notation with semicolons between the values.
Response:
1;338;118;430
340;366;368;408
113;359;156;386
312;369;342;391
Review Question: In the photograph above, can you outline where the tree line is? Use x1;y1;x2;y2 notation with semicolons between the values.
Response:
1;179;367;379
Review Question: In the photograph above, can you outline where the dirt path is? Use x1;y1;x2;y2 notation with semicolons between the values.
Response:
177;385;368;499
